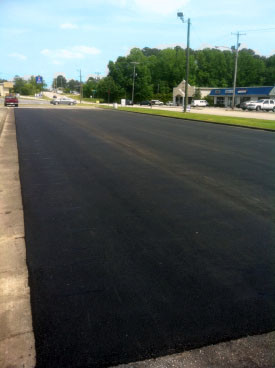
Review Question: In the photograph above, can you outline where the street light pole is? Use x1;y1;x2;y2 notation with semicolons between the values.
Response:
130;62;139;105
231;31;245;109
177;12;191;113
77;69;83;104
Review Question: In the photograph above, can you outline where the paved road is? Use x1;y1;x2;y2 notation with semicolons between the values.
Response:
15;108;275;368
0;97;49;106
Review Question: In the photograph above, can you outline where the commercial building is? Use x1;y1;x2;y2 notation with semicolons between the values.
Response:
209;86;275;107
173;80;212;105
0;82;13;96
173;80;275;107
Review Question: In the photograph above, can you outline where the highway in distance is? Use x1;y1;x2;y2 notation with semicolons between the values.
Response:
15;108;275;368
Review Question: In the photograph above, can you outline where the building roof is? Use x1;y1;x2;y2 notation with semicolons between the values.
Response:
209;86;275;96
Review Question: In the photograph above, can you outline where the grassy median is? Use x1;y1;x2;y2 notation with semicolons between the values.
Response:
96;105;275;131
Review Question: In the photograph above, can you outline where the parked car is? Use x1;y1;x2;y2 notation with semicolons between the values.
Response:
246;99;275;112
50;97;77;105
125;99;133;105
165;101;174;106
140;100;151;105
151;99;164;105
4;95;18;107
191;100;209;107
240;100;258;110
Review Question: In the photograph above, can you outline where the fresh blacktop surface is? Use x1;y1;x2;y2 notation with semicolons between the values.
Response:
0;107;274;368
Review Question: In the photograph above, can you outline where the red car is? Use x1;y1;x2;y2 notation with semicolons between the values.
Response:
4;95;18;107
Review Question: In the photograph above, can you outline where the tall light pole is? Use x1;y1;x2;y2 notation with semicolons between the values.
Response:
231;31;245;109
94;72;101;80
177;12;191;113
77;69;83;104
130;62;139;105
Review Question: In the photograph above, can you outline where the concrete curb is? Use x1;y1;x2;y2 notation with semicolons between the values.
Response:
0;109;36;368
0;108;8;138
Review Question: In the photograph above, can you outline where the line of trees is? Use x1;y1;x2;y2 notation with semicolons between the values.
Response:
92;47;274;102
11;46;274;101
99;46;274;103
12;76;46;95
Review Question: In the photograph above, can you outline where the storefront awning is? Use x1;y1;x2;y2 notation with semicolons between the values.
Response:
209;86;274;96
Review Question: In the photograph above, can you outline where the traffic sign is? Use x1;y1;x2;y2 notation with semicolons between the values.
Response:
36;76;43;84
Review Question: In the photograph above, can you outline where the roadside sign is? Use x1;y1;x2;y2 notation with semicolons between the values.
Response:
36;76;43;84
187;104;191;112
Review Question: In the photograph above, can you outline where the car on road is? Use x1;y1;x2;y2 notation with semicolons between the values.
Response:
4;95;18;107
140;100;151;105
151;99;164;105
50;97;77;105
246;99;275;112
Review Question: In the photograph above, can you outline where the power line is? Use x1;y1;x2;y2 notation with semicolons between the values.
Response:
239;27;275;33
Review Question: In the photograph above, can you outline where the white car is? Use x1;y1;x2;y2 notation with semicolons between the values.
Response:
246;99;275;112
51;97;77;105
191;100;209;107
151;100;164;105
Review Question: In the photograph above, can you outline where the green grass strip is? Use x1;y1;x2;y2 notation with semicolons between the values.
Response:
109;106;275;131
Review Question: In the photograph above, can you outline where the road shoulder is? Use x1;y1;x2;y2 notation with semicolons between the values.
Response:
114;331;275;368
0;109;35;368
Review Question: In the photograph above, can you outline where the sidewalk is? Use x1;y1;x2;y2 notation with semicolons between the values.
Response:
0;108;35;368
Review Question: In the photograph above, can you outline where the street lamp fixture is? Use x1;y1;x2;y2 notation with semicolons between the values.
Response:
130;62;139;105
177;12;191;113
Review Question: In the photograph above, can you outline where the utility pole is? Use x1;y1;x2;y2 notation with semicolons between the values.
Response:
94;72;101;80
231;31;245;109
130;62;139;105
177;13;191;112
78;69;83;104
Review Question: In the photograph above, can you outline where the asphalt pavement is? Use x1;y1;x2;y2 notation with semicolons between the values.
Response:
15;108;275;367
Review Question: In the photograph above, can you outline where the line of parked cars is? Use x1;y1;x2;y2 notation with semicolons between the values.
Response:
241;99;275;112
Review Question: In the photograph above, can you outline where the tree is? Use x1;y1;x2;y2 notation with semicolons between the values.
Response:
237;49;266;86
52;75;67;89
65;79;80;93
96;76;125;102
193;88;202;99
13;75;46;95
84;46;274;104
264;55;275;85
83;77;98;98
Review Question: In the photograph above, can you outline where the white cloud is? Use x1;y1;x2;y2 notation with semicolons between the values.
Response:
60;23;78;29
133;0;189;15
2;27;30;35
108;0;189;15
54;72;66;78
156;43;186;49
52;60;63;65
72;45;101;55
9;52;27;60
41;49;51;56
41;45;101;61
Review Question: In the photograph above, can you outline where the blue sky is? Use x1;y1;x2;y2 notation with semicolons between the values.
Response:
0;0;274;86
